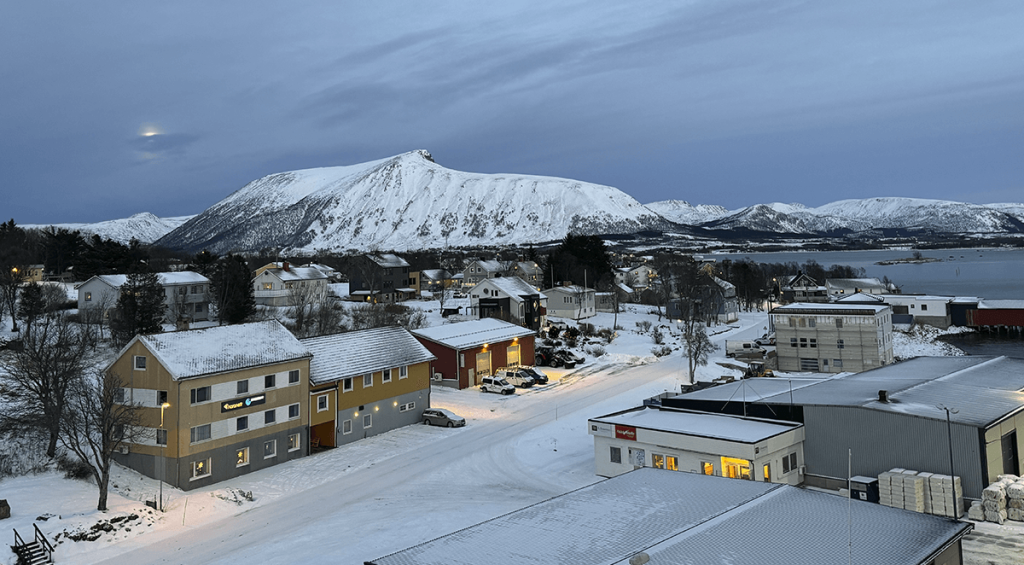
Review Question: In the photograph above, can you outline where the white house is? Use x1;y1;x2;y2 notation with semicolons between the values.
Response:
77;272;212;323
461;259;503;287
614;264;656;290
542;285;596;320
252;262;329;307
589;405;805;485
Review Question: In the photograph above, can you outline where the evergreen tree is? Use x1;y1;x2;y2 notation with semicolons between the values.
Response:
211;254;255;325
109;271;165;347
542;234;613;289
17;282;46;335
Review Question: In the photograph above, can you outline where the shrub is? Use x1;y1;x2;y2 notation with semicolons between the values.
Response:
548;327;562;339
580;323;596;337
58;454;93;481
636;320;652;333
597;327;615;343
651;327;664;345
651;345;672;357
585;344;606;357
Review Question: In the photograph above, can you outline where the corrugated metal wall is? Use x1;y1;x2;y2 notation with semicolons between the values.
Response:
803;406;985;499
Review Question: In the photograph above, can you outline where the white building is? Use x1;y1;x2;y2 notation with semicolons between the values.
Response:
771;302;894;373
77;271;212;322
542;285;596;320
468;277;546;331
589;405;805;485
252;262;329;307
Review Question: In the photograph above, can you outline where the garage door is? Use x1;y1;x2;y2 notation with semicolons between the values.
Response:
476;352;491;377
799;358;819;371
507;345;520;367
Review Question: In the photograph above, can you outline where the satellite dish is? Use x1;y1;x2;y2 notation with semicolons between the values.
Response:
629;553;650;565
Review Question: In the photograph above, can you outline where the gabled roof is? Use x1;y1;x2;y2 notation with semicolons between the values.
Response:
711;275;735;291
259;266;328;282
826;277;886;291
83;272;210;289
411;319;536;350
542;285;595;294
369;254;410;268
126;320;310;381
782;273;818;287
772;302;888;315
301;327;436;386
468;259;503;272
474;277;545;301
368;468;971;565
419;269;449;281
835;292;885;303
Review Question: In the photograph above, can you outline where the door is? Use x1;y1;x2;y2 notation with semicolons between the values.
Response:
1002;431;1020;475
468;368;476;387
629;448;646;468
475;351;491;377
507;345;520;367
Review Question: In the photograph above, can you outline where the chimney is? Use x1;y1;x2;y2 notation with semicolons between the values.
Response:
878;390;888;403
283;261;290;272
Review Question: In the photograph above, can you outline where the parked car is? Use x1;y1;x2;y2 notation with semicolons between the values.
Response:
496;368;535;388
480;376;515;395
754;334;776;347
422;408;466;427
558;350;585;367
519;366;549;385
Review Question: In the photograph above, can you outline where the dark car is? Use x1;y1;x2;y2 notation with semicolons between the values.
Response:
422;408;466;427
519;366;549;385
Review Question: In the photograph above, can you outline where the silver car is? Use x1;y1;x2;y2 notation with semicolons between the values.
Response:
422;408;466;427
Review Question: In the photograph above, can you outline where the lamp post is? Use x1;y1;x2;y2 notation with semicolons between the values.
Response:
159;402;170;512
938;404;958;520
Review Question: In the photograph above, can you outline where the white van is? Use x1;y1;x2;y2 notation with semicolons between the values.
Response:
480;376;515;395
725;341;765;358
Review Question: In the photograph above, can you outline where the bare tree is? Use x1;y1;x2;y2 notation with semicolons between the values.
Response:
60;370;141;511
0;263;26;331
287;282;321;335
355;256;384;304
167;285;192;327
681;324;716;384
0;313;90;457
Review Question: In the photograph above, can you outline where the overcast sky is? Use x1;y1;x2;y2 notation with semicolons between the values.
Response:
3;1;1023;224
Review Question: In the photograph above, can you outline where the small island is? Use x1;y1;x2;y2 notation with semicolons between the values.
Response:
876;251;942;265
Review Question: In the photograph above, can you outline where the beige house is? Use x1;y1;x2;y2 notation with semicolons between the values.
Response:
110;321;312;490
771;303;894;373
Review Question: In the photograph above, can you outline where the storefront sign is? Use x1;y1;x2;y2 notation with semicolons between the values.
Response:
615;425;637;441
221;394;266;413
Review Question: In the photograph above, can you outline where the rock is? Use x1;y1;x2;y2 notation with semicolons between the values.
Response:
0;499;9;520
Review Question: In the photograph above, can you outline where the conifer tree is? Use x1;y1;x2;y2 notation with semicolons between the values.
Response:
109;271;165;346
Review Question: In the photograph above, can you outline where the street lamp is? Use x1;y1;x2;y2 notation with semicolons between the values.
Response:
937;404;959;520
159;402;170;512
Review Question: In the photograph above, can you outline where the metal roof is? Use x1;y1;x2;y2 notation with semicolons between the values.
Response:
591;406;802;444
474;277;545;301
368;468;970;565
301;327;436;385
410;319;536;350
674;357;1024;428
773;302;889;314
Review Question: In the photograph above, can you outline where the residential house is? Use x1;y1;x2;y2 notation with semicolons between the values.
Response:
110;321;311;490
664;356;1024;500
614;264;656;290
462;259;504;287
509;261;543;288
252;262;329;307
851;294;953;328
300;327;436;448
77;271;212;323
468;277;546;331
20;264;45;283
367;468;972;565
771;302;893;373
348;254;414;303
589;405;805;485
417;269;451;297
669;275;738;324
778;273;827;303
411;319;536;389
825;277;889;297
302;263;341;282
542;285;596;320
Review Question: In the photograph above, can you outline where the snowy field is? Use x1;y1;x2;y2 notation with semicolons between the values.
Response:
1;306;1020;564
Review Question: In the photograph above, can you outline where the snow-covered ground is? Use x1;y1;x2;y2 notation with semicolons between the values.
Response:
1;307;1016;565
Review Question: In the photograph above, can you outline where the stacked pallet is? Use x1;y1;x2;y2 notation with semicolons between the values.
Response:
878;468;963;518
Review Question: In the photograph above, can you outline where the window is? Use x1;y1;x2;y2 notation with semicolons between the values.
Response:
610;446;621;464
910;304;915;309
836;318;843;329
342;378;353;392
799;338;807;348
236;447;249;467
653;454;665;469
85;292;92;302
156;429;167;446
790;453;798;471
809;338;817;348
265;410;276;425
383;369;392;383
114;388;126;404
288;434;300;452
134;356;147;370
459;353;465;368
399;366;408;379
788;317;796;327
763;463;771;482
264;440;276;459
190;386;211;404
921;304;928;311
190;424;211;444
809;318;816;328
363;414;372;428
157;390;168;405
701;461;714;475
190;458;211;480
178;286;187;295
400;402;415;412
262;282;273;290
666;456;678;471
194;303;204;313
342;419;352;435
837;339;845;349
363;373;373;388
790;338;797;348
834;359;843;368
265;374;276;389
289;370;300;384
237;380;249;395
798;318;806;328
783;455;790;474
289;403;300;419
237;416;248;431
317;394;329;412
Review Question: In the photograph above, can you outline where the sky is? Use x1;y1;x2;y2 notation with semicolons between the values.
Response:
3;0;1024;224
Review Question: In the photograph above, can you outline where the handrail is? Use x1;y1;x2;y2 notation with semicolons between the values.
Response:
14;527;24;548
34;522;54;560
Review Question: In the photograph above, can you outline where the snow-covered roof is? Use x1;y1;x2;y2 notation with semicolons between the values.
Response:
772;302;889;314
676;356;1024;428
419;269;448;281
711;276;735;291
979;299;1024;309
301;327;436;386
368;468;970;565
369;254;410;268
592;406;801;444
616;282;633;294
878;294;952;302
469;259;503;272
826;277;886;290
157;271;211;285
132;321;310;381
835;292;884;303
266;266;328;282
475;277;545;301
411;319;536;350
542;285;594;295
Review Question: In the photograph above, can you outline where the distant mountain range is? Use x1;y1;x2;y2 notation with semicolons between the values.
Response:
23;151;1024;251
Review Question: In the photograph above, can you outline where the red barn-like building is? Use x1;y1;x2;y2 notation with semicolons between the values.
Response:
412;319;536;389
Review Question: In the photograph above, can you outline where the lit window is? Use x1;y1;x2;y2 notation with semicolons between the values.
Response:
236;447;249;467
85;292;92;302
264;440;276;459
288;434;300;452
653;454;665;469
666;456;678;471
702;462;714;475
191;458;211;480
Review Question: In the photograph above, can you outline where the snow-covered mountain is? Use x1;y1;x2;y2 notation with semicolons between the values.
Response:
643;200;729;225
23;213;194;244
157;150;673;253
698;198;1024;235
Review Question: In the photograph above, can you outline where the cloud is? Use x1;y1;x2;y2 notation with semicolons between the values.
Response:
131;132;200;161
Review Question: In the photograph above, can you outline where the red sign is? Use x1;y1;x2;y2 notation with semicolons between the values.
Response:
615;425;637;441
